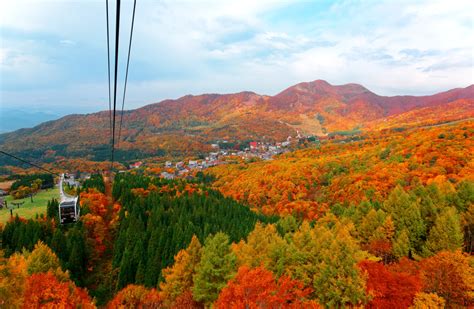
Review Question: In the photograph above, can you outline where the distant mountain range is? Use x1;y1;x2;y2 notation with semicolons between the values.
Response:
0;80;473;164
0;108;61;134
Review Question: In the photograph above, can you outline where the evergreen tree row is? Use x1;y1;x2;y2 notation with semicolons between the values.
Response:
1;214;90;285
112;174;277;289
10;173;54;190
81;174;106;193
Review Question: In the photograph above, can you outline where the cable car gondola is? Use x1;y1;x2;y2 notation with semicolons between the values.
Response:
59;174;80;224
59;198;79;224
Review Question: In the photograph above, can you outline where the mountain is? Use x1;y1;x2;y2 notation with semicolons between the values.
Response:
0;80;472;164
267;80;474;132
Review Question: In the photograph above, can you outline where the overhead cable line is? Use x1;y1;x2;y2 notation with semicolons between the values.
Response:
0;150;60;177
117;0;137;147
110;0;121;170
105;0;113;144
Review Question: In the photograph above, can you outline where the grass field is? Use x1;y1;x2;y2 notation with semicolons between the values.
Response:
0;187;59;224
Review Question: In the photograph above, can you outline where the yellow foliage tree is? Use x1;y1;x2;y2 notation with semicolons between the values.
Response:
0;251;28;307
159;235;202;306
410;293;445;309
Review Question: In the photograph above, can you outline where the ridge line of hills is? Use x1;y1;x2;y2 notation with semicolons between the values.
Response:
0;79;473;164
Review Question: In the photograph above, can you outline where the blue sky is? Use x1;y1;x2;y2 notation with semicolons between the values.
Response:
1;0;473;118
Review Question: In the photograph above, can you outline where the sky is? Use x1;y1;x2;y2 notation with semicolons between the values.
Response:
1;0;473;121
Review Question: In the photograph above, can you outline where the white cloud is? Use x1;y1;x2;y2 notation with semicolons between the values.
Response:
0;0;473;112
59;40;76;46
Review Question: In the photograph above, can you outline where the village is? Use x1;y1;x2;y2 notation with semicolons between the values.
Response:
56;130;348;182
129;136;308;180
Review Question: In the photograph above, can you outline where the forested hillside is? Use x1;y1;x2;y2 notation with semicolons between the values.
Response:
210;120;474;219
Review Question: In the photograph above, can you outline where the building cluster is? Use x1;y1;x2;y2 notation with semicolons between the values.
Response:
123;132;325;179
157;139;294;180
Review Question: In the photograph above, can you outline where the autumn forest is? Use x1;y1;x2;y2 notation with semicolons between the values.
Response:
0;112;473;307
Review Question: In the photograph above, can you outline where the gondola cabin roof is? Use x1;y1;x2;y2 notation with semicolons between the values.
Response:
60;201;76;208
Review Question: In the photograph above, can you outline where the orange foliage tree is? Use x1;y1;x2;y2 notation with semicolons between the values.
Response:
107;284;161;308
23;272;94;308
80;189;120;263
173;290;204;309
420;250;474;307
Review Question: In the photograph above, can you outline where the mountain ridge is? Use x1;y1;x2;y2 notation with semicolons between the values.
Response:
1;80;473;163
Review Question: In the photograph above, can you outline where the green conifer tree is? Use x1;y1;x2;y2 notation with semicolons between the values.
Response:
392;229;410;259
192;232;236;306
424;207;463;255
383;185;426;254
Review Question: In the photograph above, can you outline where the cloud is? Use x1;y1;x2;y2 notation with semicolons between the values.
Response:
59;40;76;46
0;0;473;113
0;44;60;90
399;49;440;58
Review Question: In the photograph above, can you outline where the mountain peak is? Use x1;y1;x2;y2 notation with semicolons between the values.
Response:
269;79;374;110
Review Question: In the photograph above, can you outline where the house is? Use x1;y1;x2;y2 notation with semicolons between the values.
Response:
130;161;143;169
165;161;172;168
178;169;189;176
282;141;291;147
188;160;198;168
79;172;91;180
211;144;219;149
0;189;7;196
175;162;185;170
160;172;175;180
249;141;258;150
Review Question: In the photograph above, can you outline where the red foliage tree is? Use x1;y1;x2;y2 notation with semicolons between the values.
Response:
215;266;317;308
387;257;420;276
367;239;392;263
359;260;422;309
